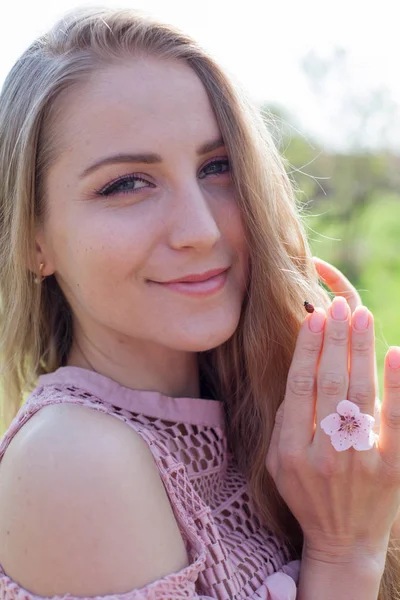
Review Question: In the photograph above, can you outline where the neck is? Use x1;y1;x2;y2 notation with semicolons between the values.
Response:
67;322;200;398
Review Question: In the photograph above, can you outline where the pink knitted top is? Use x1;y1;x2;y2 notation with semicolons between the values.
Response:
0;366;300;600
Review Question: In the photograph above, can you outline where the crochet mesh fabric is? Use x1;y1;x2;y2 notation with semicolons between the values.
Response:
0;368;300;599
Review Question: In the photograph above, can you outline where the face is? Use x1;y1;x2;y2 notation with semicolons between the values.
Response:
38;57;249;357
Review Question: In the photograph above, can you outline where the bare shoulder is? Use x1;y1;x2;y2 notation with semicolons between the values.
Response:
0;402;189;596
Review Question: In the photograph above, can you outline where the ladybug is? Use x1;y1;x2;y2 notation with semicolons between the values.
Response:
304;301;315;314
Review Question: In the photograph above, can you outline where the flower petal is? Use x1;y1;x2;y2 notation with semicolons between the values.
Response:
357;413;375;430
337;399;360;417
320;413;341;435
330;431;354;451
352;429;377;451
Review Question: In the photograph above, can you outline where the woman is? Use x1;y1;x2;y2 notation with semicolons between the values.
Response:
0;7;399;599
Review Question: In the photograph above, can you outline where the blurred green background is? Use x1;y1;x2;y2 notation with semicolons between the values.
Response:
280;132;398;393
262;56;399;393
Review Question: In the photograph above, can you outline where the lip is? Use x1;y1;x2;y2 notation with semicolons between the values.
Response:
152;267;230;297
162;267;229;284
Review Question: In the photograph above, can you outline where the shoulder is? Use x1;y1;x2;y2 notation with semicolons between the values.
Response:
0;402;189;596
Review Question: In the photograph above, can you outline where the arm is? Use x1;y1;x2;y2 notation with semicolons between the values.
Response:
0;403;189;597
297;547;385;600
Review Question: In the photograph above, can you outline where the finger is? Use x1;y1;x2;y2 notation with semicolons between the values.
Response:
347;306;376;416
313;256;362;313
313;256;380;399
373;396;381;435
378;346;400;468
313;296;350;448
280;307;326;451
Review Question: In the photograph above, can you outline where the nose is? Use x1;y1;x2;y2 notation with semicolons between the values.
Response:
167;182;222;251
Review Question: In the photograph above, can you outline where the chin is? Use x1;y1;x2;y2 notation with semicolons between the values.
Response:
169;314;241;352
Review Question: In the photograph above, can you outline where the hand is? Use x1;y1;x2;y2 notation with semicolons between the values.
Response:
313;255;381;419
312;256;362;313
266;295;400;567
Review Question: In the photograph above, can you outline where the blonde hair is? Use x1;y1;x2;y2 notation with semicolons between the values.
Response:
0;7;398;597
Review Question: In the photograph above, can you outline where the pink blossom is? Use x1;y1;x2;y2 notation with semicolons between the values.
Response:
320;400;376;452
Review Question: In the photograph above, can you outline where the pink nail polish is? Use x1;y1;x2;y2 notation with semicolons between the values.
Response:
331;297;349;321
309;309;325;333
388;347;400;370
353;307;369;330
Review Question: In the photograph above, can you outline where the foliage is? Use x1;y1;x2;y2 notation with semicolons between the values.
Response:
263;104;400;391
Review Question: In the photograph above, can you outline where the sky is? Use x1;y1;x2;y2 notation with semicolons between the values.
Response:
1;0;399;151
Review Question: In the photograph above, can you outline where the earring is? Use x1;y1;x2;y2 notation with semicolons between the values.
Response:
34;262;45;284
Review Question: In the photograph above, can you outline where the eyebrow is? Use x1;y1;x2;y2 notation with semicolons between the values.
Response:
79;136;225;178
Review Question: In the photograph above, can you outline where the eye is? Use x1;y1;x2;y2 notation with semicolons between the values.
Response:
96;175;153;197
198;158;230;180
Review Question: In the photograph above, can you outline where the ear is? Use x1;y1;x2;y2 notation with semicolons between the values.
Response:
33;228;55;278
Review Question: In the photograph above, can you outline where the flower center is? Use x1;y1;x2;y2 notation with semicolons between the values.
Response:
339;414;360;434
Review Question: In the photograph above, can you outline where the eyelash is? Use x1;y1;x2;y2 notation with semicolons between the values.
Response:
95;158;231;197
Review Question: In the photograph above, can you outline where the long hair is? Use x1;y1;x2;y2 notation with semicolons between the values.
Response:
0;8;397;597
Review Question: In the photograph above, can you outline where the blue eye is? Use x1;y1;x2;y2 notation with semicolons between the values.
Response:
198;159;230;179
96;158;230;197
98;175;151;196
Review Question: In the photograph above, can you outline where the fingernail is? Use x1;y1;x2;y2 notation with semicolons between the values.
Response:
388;346;400;370
331;297;349;321
353;307;369;330
309;308;326;333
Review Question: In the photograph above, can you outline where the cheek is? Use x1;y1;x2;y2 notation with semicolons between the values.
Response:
49;203;160;287
217;197;248;261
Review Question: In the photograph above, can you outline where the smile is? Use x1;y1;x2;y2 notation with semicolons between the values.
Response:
151;267;229;297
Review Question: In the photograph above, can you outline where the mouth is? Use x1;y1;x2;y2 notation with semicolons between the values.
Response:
163;267;229;284
151;267;230;297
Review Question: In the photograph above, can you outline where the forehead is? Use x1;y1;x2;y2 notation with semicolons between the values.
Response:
53;57;220;158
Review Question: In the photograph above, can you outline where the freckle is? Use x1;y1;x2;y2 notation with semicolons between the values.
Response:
6;530;10;535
